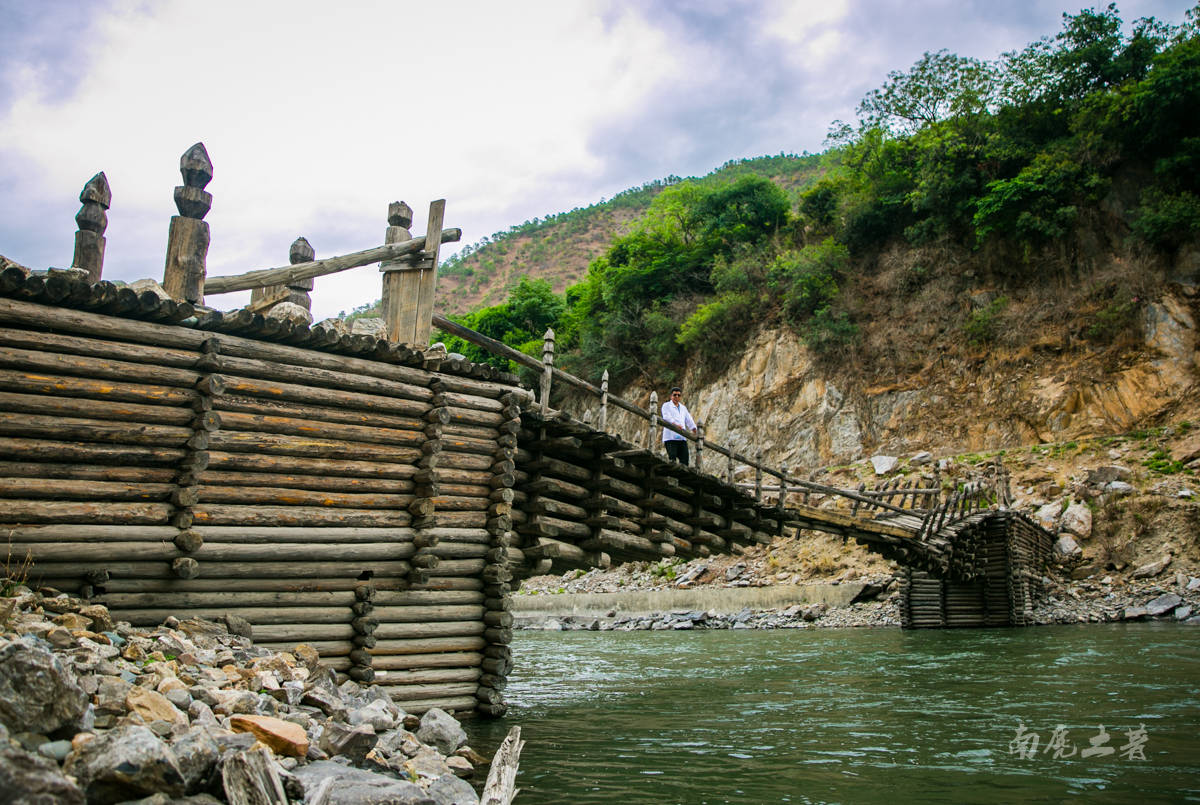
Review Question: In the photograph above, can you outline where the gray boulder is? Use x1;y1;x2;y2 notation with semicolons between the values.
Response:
426;772;481;805
1145;593;1183;617
415;708;467;756
1054;535;1082;559
870;455;898;475
0;636;87;734
1060;503;1093;539
64;725;186;804
1088;465;1131;485
171;726;220;792
292;761;435;805
319;721;378;764
0;739;85;804
1131;555;1172;579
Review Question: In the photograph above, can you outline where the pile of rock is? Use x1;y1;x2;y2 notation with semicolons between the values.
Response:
1029;573;1200;626
520;591;901;633
0;588;499;805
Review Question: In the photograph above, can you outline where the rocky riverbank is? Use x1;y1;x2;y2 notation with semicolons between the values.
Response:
514;569;1200;632
0;589;509;805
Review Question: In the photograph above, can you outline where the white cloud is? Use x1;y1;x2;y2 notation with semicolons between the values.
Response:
1;0;1193;319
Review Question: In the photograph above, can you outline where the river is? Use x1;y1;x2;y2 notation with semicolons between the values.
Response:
467;624;1199;804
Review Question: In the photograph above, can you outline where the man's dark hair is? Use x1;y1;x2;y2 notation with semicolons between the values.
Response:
670;387;682;394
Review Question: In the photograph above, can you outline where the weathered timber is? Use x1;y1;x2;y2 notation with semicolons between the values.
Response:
204;228;462;295
191;504;412;528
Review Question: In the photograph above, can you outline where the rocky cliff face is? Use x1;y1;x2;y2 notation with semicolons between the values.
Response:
584;286;1199;473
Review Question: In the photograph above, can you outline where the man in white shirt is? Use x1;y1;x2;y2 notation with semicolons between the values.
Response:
661;386;697;465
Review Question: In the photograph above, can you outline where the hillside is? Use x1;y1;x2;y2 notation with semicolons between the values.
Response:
435;154;825;316
421;5;1200;596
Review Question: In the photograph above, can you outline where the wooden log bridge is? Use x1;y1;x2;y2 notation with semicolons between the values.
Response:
0;280;1053;716
0;150;1052;717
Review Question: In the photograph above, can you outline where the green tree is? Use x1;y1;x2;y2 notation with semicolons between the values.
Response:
857;49;997;135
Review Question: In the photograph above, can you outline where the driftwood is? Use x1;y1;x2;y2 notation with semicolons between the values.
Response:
481;726;524;805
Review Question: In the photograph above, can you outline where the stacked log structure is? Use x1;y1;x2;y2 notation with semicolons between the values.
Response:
898;511;1051;629
0;282;523;714
509;410;776;574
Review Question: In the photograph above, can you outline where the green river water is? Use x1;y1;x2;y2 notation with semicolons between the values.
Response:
467;624;1199;804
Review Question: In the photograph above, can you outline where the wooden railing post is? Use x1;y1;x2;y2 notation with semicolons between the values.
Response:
695;421;705;472
647;391;658;451
413;199;446;345
163;142;212;303
725;450;734;486
539;328;555;416
72;172;110;282
380;201;414;343
779;463;788;509
250;236;314;314
598;370;609;431
754;449;763;503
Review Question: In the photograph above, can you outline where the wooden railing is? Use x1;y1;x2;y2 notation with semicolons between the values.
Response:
431;316;943;518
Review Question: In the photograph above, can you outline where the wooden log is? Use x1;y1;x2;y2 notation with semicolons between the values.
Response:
1;524;179;542
0;326;199;369
370;652;483;671
0;368;200;408
523;475;589;501
381;683;480;702
0;345;199;388
32;559;415;582
370;636;487;655
198;470;415;495
97;590;356;608
218;374;426;418
207;431;421;463
191;504;411;528
81;576;413;593
371;605;483;623
26;540;417;564
204;229;461;295
0;412;194;446
0;478;174;502
206;451;418;480
215;395;424;432
197;485;418;510
368;668;482;686
216;410;426;448
373;620;485;640
0;500;172;524
0;391;196;427
220;354;432;405
481;726;523;804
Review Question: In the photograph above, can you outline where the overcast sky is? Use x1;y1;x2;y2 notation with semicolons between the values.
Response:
0;0;1190;319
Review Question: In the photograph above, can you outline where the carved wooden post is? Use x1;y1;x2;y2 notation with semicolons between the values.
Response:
539;328;555;416
647;391;658;451
380;201;413;343
414;199;446;345
598;370;609;431
754;449;763;503
72;172;110;282
251;236;314;314
695;421;705;472
163;143;212;303
779;463;788;509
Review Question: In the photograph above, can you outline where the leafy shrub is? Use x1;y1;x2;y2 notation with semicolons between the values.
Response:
1085;295;1141;343
676;292;756;362
1131;189;1200;250
803;306;859;354
768;239;850;327
963;296;1009;345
